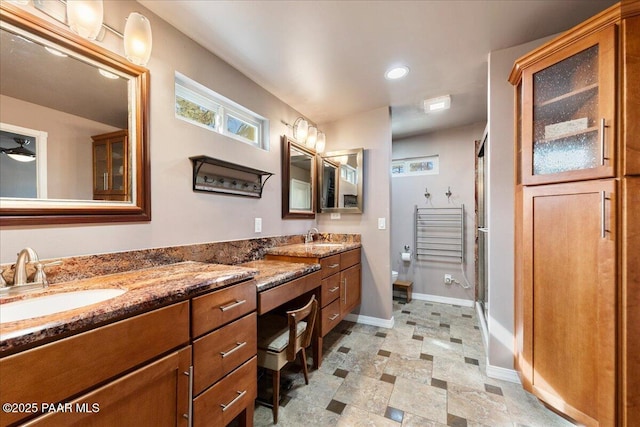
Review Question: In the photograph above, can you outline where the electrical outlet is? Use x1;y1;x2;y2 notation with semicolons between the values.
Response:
444;274;452;284
254;218;262;233
331;213;341;220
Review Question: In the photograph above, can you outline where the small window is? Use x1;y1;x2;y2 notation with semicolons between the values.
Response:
175;72;269;150
341;164;357;185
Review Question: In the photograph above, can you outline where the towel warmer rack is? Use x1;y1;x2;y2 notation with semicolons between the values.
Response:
414;205;464;262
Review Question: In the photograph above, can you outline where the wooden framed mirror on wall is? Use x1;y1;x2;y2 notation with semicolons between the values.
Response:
0;3;150;225
282;136;316;219
317;148;364;213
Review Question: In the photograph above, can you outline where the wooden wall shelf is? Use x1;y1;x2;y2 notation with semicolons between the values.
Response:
189;156;273;198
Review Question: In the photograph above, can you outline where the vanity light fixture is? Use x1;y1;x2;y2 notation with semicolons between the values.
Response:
315;132;326;153
281;117;326;150
424;95;451;112
306;125;318;149
385;65;409;80
66;0;104;41
1;138;36;163
123;12;153;66
35;0;154;66
292;117;309;143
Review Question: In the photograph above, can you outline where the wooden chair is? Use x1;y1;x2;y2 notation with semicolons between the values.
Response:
257;295;318;424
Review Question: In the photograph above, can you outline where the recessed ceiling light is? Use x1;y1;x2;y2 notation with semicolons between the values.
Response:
424;95;451;112
44;46;68;57
99;69;119;79
385;66;409;80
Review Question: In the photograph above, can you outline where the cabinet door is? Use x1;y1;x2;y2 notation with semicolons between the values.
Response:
24;347;191;427
521;25;615;185
521;180;616;426
340;263;361;316
93;141;109;194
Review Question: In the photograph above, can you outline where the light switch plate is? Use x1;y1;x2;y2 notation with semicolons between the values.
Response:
331;213;341;220
378;217;386;230
254;218;262;233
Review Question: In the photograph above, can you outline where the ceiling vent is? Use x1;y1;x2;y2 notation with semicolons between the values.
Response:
423;95;451;113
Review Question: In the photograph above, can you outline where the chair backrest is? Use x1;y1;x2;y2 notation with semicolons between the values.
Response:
285;295;318;362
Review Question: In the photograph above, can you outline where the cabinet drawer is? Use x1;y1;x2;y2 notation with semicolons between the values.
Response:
320;298;342;336
340;248;361;270
193;356;257;427
320;274;341;307
192;312;256;395
320;255;341;278
0;302;189;427
191;280;256;338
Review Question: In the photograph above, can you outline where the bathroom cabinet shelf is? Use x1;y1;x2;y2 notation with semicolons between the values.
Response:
189;155;273;198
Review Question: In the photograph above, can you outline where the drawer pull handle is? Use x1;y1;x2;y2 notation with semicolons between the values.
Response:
220;341;247;358
219;299;246;312
328;263;340;269
329;286;339;293
220;390;247;412
329;313;339;321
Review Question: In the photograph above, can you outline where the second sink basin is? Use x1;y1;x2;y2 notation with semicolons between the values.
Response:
0;289;126;324
308;243;344;247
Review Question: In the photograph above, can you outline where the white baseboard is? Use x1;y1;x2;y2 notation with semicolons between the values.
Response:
411;292;474;308
486;363;521;383
344;313;395;329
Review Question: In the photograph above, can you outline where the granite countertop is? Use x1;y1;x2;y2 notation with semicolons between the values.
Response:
0;261;257;353
238;260;321;292
264;241;361;258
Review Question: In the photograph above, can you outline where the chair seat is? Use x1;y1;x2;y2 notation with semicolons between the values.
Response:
257;314;307;352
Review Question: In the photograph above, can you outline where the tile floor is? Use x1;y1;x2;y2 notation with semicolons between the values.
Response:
253;299;575;427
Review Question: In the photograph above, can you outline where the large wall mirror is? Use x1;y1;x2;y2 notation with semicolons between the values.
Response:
282;136;316;219
0;4;150;225
318;148;364;213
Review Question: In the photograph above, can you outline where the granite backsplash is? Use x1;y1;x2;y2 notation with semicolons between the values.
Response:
1;233;360;285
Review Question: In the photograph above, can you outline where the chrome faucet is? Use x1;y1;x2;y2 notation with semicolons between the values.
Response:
13;247;39;286
305;228;319;244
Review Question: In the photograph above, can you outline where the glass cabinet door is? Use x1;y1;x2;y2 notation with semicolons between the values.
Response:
110;140;125;192
93;143;108;193
521;26;615;185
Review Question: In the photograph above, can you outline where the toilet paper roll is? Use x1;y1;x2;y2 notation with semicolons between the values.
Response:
401;252;411;261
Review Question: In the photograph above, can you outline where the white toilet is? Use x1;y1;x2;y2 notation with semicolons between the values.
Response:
392;270;398;284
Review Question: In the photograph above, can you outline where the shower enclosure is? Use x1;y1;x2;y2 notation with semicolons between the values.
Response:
476;129;488;320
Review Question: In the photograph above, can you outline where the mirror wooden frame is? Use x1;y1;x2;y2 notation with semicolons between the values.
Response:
317;148;364;214
282;136;316;219
0;3;150;226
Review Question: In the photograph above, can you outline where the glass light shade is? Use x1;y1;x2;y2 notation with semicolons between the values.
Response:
7;153;36;162
315;132;326;153
306;126;318;148
293;117;309;142
66;0;104;40
124;12;153;66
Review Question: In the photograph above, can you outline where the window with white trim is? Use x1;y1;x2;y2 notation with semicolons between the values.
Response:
175;72;269;150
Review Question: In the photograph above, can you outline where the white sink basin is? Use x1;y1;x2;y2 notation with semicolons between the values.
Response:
309;243;344;248
0;289;126;324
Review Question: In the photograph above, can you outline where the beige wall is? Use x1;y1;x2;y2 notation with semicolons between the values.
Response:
1;1;393;328
0;1;318;262
1;95;118;200
486;35;554;371
317;107;393;321
392;122;485;302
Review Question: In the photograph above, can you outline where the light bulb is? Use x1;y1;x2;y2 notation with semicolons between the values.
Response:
67;0;104;40
306;126;317;148
124;12;153;66
315;132;326;153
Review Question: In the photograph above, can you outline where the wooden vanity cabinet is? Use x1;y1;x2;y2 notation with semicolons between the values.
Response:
190;279;257;427
510;3;640;426
266;247;362;366
92;130;129;201
23;347;192;427
0;302;191;427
